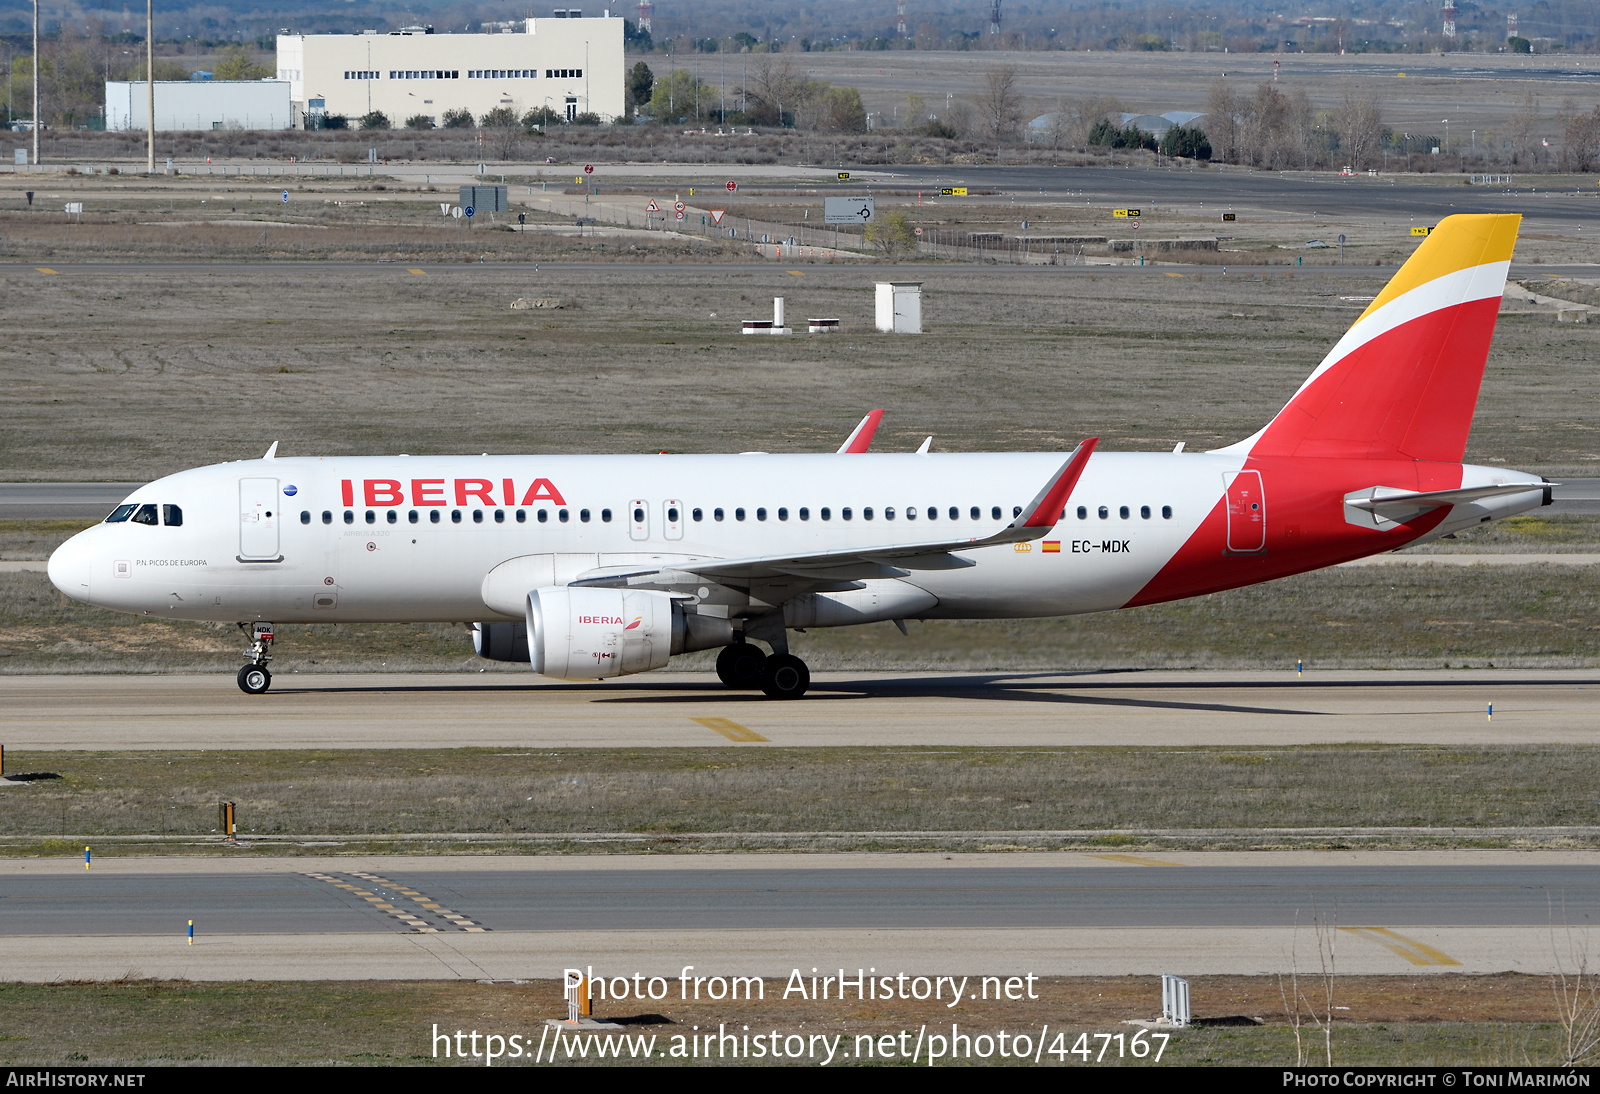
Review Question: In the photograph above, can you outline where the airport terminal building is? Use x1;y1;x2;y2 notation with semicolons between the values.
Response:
275;16;625;129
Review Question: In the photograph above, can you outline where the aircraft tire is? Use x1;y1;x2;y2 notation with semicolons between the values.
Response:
715;643;766;689
237;664;272;695
760;654;809;700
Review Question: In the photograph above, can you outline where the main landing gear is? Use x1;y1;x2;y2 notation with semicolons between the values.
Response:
237;622;274;695
715;641;810;700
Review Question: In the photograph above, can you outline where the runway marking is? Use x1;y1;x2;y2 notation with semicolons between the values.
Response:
692;716;769;743
1342;927;1462;967
1088;854;1185;867
1164;272;1184;278
305;870;487;932
407;268;426;275
34;268;57;275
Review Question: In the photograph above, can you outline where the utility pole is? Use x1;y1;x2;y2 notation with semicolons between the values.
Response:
146;0;154;172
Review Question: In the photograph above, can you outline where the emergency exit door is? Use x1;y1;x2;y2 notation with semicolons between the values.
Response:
239;478;281;560
1224;471;1266;553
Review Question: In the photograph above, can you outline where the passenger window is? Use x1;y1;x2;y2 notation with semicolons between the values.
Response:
924;506;933;520
736;508;746;521
714;508;725;521
1078;506;1087;520
365;510;376;524
756;508;767;521
692;508;703;521
130;503;159;525
821;507;831;520
300;510;311;525
970;507;980;520
864;507;874;520
472;510;483;523
409;510;419;524
1141;506;1151;519
906;507;916;520
344;510;354;524
885;507;896;520
633;506;644;523
1098;506;1109;519
538;510;548;523
1120;506;1130;519
452;510;462;523
386;510;398;524
558;509;569;523
602;509;612;522
105;503;137;523
777;507;787;521
516;509;526;523
990;507;1001;520
495;509;506;523
799;507;809;521
322;511;333;524
580;509;591;523
668;506;680;523
842;507;852;520
430;510;441;524
1162;505;1173;519
1013;506;1022;518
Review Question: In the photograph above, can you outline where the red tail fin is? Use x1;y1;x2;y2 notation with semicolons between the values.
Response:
1220;214;1520;463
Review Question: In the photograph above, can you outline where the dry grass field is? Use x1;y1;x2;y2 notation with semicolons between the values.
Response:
2;745;1596;852
0;974;1578;1066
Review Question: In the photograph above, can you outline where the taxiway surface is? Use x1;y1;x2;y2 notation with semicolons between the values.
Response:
6;669;1600;749
1;853;1592;980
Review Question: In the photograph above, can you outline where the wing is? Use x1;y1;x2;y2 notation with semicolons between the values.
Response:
572;439;1099;587
836;410;886;454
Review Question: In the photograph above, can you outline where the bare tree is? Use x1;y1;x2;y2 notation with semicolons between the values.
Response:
1561;102;1600;173
1207;80;1241;164
1552;915;1600;1066
1335;87;1384;173
1279;903;1338;1067
974;64;1027;143
1507;90;1543;167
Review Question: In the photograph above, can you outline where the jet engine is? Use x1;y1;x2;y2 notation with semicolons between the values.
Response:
526;586;733;679
471;621;529;663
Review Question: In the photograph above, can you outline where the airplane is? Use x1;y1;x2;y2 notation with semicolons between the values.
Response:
49;213;1550;699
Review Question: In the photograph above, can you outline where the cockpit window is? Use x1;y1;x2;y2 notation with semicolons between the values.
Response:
104;504;137;523
130;503;159;526
162;504;183;527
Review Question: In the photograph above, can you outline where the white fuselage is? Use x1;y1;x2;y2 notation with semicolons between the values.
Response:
47;450;1543;628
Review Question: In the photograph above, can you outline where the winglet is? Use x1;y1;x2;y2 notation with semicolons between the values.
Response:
837;410;886;454
1012;439;1098;529
263;441;279;460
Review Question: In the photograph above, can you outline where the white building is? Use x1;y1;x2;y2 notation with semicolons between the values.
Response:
275;16;625;129
105;80;292;131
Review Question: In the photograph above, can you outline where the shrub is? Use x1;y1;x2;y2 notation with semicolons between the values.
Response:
441;108;475;129
1160;124;1212;160
480;106;519;128
522;106;563;130
359;111;391;130
405;113;435;129
572;112;602;126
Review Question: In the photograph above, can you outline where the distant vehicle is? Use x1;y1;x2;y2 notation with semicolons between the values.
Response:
51;215;1549;699
9;120;43;132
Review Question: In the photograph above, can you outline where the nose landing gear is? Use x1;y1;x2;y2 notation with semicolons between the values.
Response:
237;622;275;694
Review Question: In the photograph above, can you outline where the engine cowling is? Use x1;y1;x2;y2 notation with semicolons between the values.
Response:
527;586;678;679
472;621;529;662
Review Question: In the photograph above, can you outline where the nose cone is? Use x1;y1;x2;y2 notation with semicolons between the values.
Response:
48;530;98;604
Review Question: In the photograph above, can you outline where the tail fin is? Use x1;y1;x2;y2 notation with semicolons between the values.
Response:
1218;213;1520;463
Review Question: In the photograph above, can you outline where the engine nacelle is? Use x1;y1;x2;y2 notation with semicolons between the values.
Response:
472;621;529;662
527;586;680;679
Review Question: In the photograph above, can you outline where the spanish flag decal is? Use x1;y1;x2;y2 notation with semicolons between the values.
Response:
1043;541;1061;553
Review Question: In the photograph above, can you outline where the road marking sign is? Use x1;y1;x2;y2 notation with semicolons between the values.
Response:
1411;225;1433;236
913;226;923;236
583;164;594;174
710;209;726;225
282;191;289;203
674;200;685;213
726;181;738;192
646;199;660;212
464;205;474;218
439;203;451;216
676;211;686;221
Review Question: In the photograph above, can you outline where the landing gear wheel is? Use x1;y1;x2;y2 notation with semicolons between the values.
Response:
759;654;810;700
715;643;767;689
237;664;272;695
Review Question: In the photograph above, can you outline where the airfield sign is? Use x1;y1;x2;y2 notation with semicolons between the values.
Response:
824;196;875;225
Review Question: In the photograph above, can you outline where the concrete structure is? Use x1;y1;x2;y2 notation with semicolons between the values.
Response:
276;17;625;130
105;81;292;132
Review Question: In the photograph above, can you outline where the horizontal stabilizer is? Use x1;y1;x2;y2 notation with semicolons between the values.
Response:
1344;480;1547;530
